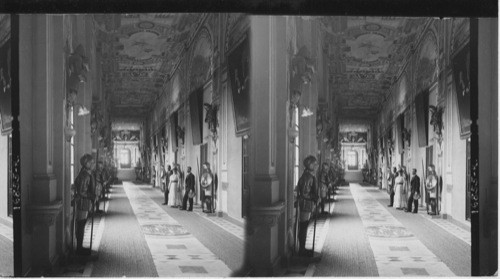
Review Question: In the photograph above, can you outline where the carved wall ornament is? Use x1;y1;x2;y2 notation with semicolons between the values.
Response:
470;158;479;213
402;128;411;148
387;138;394;155
204;102;219;143
67;44;90;96
291;46;315;85
429;105;444;145
176;126;185;145
12;155;21;209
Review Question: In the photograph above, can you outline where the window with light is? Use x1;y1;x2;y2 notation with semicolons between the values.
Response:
120;148;131;168
347;150;358;170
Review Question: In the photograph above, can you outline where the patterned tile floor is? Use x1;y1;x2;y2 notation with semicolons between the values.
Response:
349;183;456;277
122;181;232;277
283;198;336;277
193;212;245;241
364;184;471;246
57;192;109;277
417;212;471;245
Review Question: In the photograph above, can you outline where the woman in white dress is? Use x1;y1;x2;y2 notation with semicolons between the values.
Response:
393;168;406;209
168;168;181;207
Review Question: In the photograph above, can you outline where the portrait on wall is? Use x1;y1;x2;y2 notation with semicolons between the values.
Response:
451;42;471;138
0;37;11;135
228;34;250;136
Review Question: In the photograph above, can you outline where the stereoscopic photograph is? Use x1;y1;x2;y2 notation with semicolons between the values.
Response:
0;10;497;278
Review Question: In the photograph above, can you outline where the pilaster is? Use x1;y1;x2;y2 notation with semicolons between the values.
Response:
248;16;285;276
28;14;62;275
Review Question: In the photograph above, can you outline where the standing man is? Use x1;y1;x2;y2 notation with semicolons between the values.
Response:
296;155;319;257
387;167;396;207
162;165;172;205
181;166;196;211
73;154;96;256
406;168;421;213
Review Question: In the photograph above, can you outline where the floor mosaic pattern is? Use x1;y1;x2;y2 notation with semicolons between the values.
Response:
122;182;232;277
350;183;456;277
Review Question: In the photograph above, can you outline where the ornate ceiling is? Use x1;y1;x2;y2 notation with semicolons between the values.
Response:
320;16;430;119
94;13;205;117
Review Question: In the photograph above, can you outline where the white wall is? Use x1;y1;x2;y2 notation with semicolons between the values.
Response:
225;83;243;221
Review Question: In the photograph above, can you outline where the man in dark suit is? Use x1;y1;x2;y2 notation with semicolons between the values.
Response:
387;167;396;207
181;166;196;211
406;168;421;213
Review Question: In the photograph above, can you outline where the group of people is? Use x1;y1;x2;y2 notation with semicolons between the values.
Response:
72;154;114;256
160;162;214;212
386;164;439;215
386;166;420;213
295;155;338;257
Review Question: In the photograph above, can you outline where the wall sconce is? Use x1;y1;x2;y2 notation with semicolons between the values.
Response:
301;107;314;117
75;104;90;116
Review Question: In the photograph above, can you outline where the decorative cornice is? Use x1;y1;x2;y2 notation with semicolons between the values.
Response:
250;201;285;228
27;200;63;230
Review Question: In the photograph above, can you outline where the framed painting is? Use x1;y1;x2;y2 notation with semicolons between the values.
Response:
451;42;471;139
227;33;250;136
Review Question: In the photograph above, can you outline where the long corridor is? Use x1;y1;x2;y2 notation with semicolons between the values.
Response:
310;183;471;277
66;181;245;277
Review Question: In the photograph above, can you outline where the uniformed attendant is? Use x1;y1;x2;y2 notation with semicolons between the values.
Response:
94;161;106;214
200;162;214;213
181;166;196;211
426;164;438;215
296;155;319;257
152;166;157;187
73;154;96;256
317;162;331;214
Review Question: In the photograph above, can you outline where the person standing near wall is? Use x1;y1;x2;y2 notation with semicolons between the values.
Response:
175;164;184;208
296;155;319;257
200;162;214;213
94;161;106;214
426;164;438;215
181;166;195;211
73;154;96;256
162;165;172;205
401;166;409;210
317;162;331;214
387;167;396;207
405;168;421;213
393;167;406;210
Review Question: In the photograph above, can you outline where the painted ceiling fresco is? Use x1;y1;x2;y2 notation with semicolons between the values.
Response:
320;16;430;118
94;13;205;117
